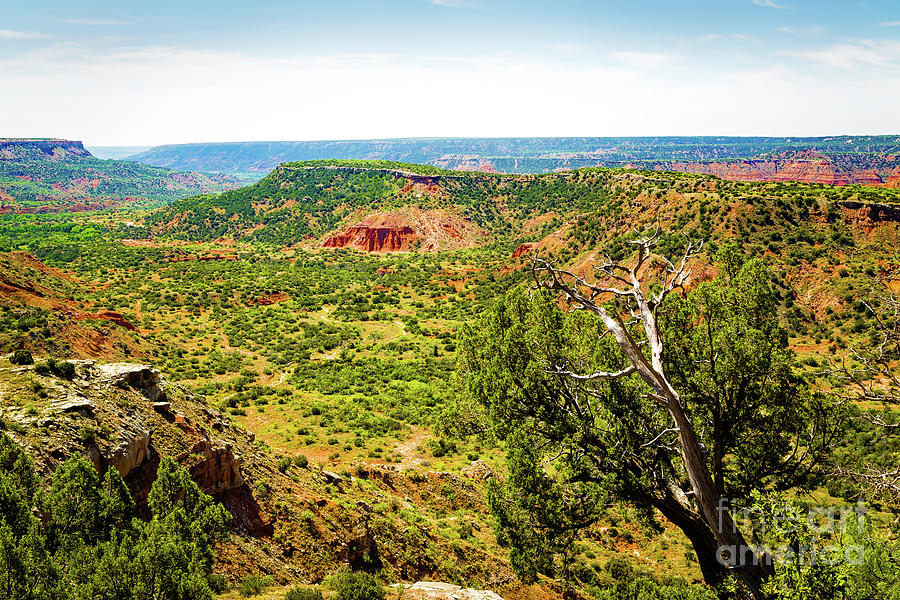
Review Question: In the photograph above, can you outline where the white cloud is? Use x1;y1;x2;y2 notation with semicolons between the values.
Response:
0;29;49;39
611;51;680;69
781;40;900;69
879;21;900;27
1;43;898;145
751;0;788;8
696;33;756;43
553;44;581;53
60;18;128;26
427;0;469;6
777;25;823;36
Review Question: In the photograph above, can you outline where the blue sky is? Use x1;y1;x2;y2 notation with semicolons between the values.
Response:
1;0;899;144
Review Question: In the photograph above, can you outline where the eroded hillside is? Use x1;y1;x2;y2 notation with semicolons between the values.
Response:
0;138;239;213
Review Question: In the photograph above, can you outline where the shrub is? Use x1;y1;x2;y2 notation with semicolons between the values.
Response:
78;425;97;445
43;357;76;378
277;457;292;473
10;349;33;365
605;556;633;582
286;587;324;600
294;454;309;469
238;574;273;597
209;574;229;593
327;571;385;600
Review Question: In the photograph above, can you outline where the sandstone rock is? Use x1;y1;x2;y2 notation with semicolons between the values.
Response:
322;209;481;253
323;214;421;252
840;201;900;235
396;582;506;600
95;363;166;401
410;582;462;592
103;421;151;477
49;397;94;414
322;470;343;485
185;442;245;494
76;311;137;331
461;459;494;481
511;243;535;259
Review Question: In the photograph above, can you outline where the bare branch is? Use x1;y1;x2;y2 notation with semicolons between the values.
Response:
545;365;637;381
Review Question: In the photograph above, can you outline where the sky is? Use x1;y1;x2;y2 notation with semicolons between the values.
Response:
1;0;899;145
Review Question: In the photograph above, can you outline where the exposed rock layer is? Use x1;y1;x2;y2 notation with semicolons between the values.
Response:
657;157;899;186
322;209;482;253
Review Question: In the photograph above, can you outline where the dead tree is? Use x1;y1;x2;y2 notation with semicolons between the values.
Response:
531;229;772;599
831;279;900;504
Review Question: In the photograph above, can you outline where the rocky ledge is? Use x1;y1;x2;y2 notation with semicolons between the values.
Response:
391;582;505;600
0;361;271;535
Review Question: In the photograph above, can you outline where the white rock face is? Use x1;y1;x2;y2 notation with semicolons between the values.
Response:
392;582;505;600
95;363;165;401
104;419;151;478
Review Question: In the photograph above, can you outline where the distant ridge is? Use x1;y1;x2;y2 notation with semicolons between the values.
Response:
0;137;238;209
127;136;900;185
0;138;92;159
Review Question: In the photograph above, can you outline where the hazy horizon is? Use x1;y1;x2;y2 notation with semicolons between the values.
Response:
3;0;900;145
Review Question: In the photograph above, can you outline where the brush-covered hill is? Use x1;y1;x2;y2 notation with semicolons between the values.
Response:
0;356;518;588
0;252;521;589
144;159;900;348
0;251;151;360
0;138;239;213
146;158;900;250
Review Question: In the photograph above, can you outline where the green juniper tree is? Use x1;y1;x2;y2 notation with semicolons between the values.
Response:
0;432;230;600
459;233;839;599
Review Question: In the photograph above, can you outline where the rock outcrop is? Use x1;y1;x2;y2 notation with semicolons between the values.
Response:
322;209;483;253
462;460;495;481
99;418;151;478
840;201;900;235
510;243;535;259
324;214;421;252
76;311;138;331
392;582;505;600
95;363;166;401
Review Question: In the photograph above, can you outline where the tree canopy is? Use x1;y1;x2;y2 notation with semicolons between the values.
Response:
459;242;840;597
0;432;231;600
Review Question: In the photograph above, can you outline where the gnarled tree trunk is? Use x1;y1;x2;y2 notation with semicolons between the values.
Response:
532;231;772;598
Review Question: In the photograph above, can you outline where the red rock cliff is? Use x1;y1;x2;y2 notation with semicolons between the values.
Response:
658;155;897;186
323;214;422;252
322;209;482;253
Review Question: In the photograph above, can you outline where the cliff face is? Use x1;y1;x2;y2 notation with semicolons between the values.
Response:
324;214;421;252
0;138;92;160
658;155;898;186
840;200;900;235
322;209;483;253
